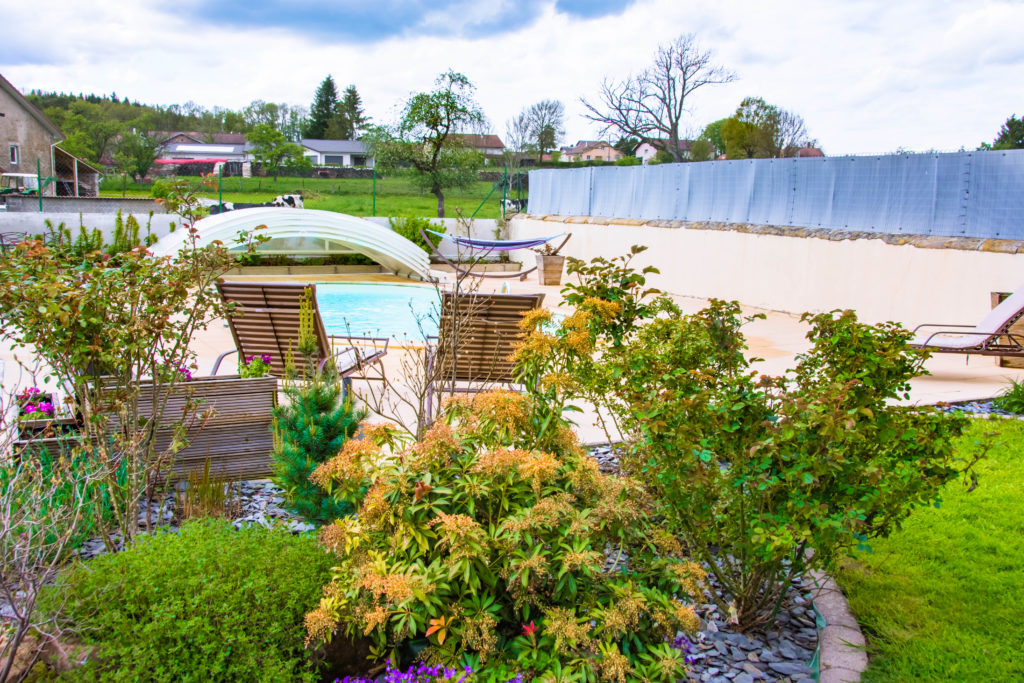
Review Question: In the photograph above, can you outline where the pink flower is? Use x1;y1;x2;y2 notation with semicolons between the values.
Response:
522;621;537;636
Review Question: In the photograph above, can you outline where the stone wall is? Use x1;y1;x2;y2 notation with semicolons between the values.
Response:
0;87;56;188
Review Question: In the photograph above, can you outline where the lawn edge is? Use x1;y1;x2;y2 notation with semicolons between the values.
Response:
812;570;869;683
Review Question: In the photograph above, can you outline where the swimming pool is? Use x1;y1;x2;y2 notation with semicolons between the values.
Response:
316;282;440;339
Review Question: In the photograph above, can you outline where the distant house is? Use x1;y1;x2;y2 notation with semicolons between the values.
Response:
159;131;247;146
634;139;693;162
560;140;622;163
449;134;505;161
789;146;825;158
0;72;98;196
300;139;372;167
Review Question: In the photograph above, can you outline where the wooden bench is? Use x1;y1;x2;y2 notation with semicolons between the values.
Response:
13;375;277;483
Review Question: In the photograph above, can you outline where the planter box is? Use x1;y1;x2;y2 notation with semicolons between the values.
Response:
14;376;278;483
536;254;565;286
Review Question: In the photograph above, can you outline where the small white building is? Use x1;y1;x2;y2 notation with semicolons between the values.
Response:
300;139;372;167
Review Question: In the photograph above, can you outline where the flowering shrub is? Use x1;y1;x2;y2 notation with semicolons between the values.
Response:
240;353;273;378
511;248;973;630
306;392;702;681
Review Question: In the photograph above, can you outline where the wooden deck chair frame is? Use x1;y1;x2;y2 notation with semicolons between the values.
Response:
213;281;389;381
425;291;544;416
910;286;1024;357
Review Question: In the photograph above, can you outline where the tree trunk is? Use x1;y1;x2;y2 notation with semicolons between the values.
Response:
434;189;445;218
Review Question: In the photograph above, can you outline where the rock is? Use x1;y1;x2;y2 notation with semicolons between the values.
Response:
734;674;755;683
741;662;764;678
768;661;812;677
746;651;759;663
777;639;801;660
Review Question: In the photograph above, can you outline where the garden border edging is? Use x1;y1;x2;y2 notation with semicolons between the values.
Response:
811;570;868;682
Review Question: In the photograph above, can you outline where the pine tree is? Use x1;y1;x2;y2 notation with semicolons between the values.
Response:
304;75;339;139
271;288;367;525
271;378;366;524
339;85;370;138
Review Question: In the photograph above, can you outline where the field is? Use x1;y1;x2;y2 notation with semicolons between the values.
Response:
837;418;1024;681
99;174;514;219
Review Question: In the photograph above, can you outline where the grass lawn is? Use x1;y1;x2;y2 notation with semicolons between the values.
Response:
100;175;508;218
836;417;1024;681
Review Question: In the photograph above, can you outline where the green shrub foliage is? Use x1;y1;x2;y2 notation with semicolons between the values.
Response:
513;248;972;630
388;215;445;253
306;393;703;680
992;377;1024;414
273;376;367;525
44;519;332;682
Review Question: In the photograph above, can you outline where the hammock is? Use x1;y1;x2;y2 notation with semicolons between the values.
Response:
426;229;567;252
422;229;571;280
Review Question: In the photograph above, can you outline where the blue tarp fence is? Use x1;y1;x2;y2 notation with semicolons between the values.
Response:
527;149;1024;240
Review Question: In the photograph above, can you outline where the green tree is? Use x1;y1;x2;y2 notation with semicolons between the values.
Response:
305;75;340;139
526;99;565;162
980;114;1024;150
248;124;310;181
688;137;713;162
113;130;160;182
56;100;124;163
719;98;811;159
368;70;485;218
613;136;640;157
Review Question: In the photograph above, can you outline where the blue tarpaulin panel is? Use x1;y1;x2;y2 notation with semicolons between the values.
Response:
526;150;1024;240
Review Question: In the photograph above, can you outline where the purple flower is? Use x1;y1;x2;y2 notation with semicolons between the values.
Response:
261;353;272;363
177;366;193;381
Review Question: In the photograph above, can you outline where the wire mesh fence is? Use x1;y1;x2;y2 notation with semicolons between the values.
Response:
527;149;1024;240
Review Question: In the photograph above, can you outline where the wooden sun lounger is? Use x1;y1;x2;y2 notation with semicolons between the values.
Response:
910;286;1024;357
426;291;544;415
213;281;389;378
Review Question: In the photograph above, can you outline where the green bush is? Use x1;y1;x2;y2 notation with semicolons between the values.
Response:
992;377;1024;413
43;519;333;682
388;216;445;253
514;249;973;630
306;393;702;680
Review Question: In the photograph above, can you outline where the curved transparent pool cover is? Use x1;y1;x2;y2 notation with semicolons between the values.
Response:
316;282;440;340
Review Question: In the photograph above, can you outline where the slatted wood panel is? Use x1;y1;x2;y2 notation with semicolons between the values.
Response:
437;292;545;383
13;377;278;483
217;281;331;377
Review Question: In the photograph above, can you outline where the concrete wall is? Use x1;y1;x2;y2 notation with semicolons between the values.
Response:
508;215;1024;327
0;211;179;242
0;86;56;189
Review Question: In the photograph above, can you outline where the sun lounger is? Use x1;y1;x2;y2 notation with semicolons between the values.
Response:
213;281;389;378
910;286;1024;356
426;291;544;414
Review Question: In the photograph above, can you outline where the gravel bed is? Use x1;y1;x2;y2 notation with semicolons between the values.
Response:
61;446;820;681
936;398;1024;418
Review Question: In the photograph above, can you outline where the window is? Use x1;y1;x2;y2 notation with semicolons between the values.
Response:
9;144;18;167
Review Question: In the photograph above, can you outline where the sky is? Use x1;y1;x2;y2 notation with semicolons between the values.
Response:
1;0;1021;155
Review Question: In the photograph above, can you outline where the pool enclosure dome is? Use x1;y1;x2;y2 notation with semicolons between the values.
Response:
149;207;432;280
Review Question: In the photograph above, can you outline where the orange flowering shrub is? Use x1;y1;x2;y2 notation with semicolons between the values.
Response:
307;392;702;680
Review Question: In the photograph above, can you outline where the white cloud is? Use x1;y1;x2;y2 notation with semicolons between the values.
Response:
2;0;1022;154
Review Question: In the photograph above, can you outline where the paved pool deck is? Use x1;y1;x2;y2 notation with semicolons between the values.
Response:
4;269;1021;443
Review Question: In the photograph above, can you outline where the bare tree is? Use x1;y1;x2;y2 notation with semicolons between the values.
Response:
777;109;812;157
525;100;565;162
581;34;736;162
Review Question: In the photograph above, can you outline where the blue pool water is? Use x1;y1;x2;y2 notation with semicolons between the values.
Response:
317;283;440;339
